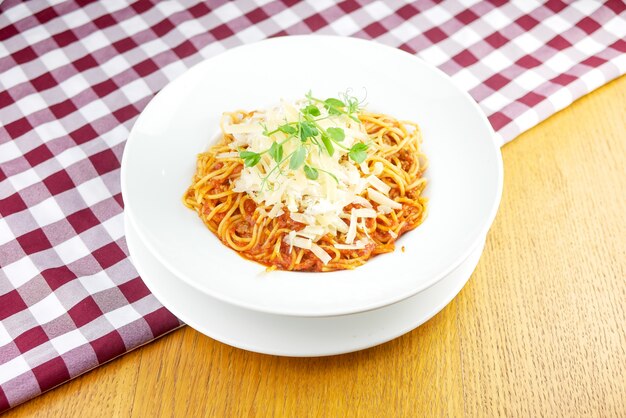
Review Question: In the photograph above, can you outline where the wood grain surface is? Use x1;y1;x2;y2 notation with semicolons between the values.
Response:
7;75;626;418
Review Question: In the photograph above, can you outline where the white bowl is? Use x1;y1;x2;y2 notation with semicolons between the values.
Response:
121;36;503;317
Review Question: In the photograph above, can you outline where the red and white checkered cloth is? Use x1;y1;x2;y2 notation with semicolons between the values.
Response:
1;0;624;411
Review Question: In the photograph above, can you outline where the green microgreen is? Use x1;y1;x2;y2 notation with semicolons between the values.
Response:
326;127;345;142
268;141;283;163
302;104;321;117
348;142;369;164
306;91;362;123
289;145;307;170
323;98;345;116
299;121;318;141
320;134;335;156
303;165;319;180
278;124;297;135
240;90;365;190
239;150;261;167
264;122;298;137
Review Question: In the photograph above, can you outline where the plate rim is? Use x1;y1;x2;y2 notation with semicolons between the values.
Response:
125;214;485;356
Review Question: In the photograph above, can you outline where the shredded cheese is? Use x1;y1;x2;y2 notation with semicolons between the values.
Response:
367;175;391;194
292;236;312;250
296;225;325;240
216;152;239;159
227;100;402;265
284;233;312;251
367;188;402;210
268;204;284;218
353;208;377;218
352;196;373;208
310;243;332;265
286;230;296;253
372;162;384;175
290;213;315;225
346;210;358;244
332;217;349;234
377;205;392;214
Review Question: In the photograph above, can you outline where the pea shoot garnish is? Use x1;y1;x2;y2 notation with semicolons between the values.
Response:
237;91;369;188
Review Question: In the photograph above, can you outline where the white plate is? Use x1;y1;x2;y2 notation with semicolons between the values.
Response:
126;216;485;356
121;35;502;317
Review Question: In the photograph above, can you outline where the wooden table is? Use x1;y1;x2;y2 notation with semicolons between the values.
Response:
8;76;626;417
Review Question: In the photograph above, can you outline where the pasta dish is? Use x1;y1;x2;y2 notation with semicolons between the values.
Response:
183;92;428;272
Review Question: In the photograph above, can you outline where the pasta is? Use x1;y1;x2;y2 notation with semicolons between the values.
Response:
183;95;428;272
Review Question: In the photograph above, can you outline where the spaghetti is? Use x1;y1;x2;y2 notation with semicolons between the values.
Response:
183;98;428;272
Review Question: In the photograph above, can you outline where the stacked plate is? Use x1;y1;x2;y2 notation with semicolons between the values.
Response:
121;36;503;357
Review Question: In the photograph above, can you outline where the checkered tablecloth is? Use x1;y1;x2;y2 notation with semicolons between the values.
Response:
1;0;624;411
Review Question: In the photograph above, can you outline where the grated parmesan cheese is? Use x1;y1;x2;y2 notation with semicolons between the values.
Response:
296;225;325;240
216;151;239;159
367;188;402;210
310;243;332;265
227;100;402;265
366;175;391;194
268;204;284;218
290;213;315;225
352;208;377;218
292;236;312;250
377;205;392;214
284;233;312;250
352;196;373;208
287;230;296;253
346;210;358;244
